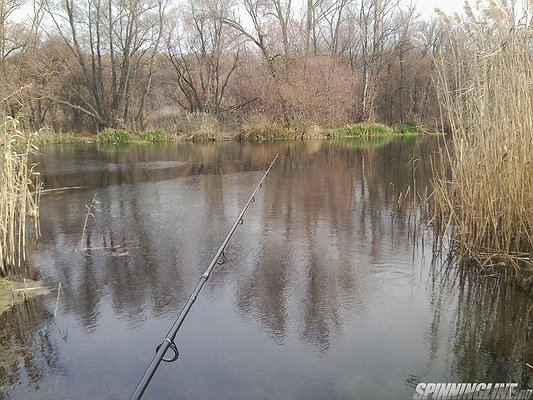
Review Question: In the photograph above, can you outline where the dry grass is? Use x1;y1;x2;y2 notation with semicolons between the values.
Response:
236;114;301;141
0;113;41;276
432;1;533;282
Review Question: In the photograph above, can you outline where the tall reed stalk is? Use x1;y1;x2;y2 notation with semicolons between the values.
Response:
432;1;533;281
0;114;41;275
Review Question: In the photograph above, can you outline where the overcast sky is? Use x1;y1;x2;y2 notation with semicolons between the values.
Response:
10;0;467;23
416;0;465;18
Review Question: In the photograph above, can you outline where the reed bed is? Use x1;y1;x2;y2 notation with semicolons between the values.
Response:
432;1;533;283
0;114;41;275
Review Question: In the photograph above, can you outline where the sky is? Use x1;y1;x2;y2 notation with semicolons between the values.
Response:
9;0;467;23
416;0;465;18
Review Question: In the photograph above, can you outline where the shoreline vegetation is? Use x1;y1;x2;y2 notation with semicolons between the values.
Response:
0;278;50;315
35;122;442;145
0;0;530;299
432;3;533;290
0;113;41;277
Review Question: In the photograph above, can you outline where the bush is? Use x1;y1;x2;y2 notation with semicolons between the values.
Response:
328;123;394;138
187;128;219;142
396;123;422;135
96;129;132;143
139;130;173;142
237;114;300;141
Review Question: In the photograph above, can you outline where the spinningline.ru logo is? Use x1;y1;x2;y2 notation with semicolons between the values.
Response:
413;383;533;399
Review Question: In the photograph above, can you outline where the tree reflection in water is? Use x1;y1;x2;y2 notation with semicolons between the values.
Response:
1;138;528;399
0;298;62;397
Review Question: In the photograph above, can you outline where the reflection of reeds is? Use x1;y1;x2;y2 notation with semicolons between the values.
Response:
432;1;533;282
0;298;62;389
429;257;533;383
80;193;100;252
0;113;41;275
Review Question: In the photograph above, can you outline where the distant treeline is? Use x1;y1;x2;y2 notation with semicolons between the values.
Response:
0;0;445;134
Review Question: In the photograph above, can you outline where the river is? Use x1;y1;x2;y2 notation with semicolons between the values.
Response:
1;138;531;399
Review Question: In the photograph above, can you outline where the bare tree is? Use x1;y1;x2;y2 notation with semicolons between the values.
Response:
43;0;166;130
0;0;26;62
313;0;352;55
165;0;241;114
220;0;300;126
348;0;403;121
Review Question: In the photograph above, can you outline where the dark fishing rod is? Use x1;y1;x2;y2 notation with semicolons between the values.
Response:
130;154;279;400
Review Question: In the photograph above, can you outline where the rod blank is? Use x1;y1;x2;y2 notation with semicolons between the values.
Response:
130;154;279;400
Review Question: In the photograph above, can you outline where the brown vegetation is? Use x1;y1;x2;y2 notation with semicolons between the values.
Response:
432;1;533;284
0;0;441;135
0;102;41;276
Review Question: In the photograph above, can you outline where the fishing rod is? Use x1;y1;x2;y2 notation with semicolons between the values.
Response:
130;153;279;400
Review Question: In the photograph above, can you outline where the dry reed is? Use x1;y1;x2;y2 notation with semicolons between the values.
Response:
0;112;41;276
432;1;533;283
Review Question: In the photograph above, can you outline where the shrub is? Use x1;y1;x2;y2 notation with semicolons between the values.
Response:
96;129;132;143
139;130;173;142
396;123;422;135
328;123;394;138
237;114;300;141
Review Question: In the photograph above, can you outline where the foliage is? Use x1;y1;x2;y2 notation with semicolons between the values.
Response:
396;123;422;135
96;129;133;143
328;123;394;138
0;0;441;134
139;130;174;142
432;1;533;280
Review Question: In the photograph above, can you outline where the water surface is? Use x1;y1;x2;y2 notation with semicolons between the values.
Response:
1;139;532;399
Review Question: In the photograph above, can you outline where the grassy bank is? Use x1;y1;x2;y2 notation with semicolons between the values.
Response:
432;2;533;287
35;131;93;145
328;122;432;138
96;129;176;143
36;121;434;144
36;129;178;144
0;115;41;275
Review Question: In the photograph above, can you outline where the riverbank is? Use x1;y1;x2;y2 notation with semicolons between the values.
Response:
35;122;441;145
0;278;50;315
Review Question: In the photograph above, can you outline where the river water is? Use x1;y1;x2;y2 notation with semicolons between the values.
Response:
1;138;532;399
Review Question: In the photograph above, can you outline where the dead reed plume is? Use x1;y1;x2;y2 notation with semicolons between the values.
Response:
0;105;41;275
432;1;533;284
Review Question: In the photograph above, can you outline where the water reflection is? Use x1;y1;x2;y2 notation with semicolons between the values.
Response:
0;137;530;399
428;264;533;386
0;299;62;397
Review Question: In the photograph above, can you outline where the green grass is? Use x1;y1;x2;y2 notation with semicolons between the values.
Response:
36;132;90;144
139;130;174;142
396;123;422;135
328;122;429;138
96;129;133;143
328;123;393;138
236;123;300;141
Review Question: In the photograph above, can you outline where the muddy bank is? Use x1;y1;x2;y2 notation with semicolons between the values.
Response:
0;279;51;315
